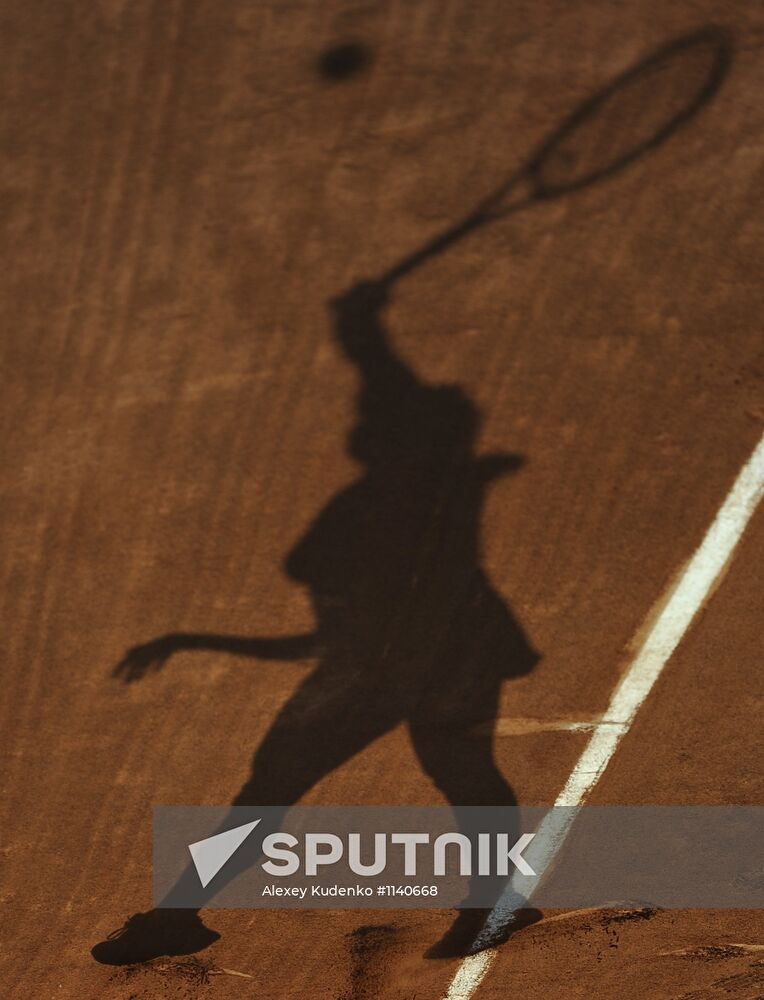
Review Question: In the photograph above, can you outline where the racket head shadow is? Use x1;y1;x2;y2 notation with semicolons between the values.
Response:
525;26;733;201
376;26;732;287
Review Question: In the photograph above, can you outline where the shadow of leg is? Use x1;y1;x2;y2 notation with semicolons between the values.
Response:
92;678;398;965
409;723;541;958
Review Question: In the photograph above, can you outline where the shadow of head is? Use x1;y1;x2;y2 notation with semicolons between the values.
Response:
349;383;526;485
349;385;479;467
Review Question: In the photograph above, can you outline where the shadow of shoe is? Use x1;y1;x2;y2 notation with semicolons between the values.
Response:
91;909;220;966
425;906;543;959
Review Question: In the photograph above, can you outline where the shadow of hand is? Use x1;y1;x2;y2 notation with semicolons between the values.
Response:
112;635;179;684
330;280;389;316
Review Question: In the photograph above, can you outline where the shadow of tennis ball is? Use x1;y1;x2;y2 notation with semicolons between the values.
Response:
317;42;372;82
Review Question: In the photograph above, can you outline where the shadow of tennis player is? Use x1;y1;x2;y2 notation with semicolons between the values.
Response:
92;279;539;965
93;24;733;967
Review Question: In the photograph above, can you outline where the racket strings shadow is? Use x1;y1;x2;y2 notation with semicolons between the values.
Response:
383;25;733;284
529;25;733;199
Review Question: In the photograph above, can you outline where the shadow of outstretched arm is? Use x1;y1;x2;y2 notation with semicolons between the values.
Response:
112;631;319;684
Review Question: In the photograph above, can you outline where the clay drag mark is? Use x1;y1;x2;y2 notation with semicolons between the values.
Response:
339;925;398;1000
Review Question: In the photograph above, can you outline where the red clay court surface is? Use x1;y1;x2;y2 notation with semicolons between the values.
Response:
1;2;763;998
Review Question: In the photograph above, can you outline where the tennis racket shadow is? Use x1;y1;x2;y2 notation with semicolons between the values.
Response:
380;25;733;286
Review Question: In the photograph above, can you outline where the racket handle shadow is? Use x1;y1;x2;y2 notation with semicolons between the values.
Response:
379;177;532;287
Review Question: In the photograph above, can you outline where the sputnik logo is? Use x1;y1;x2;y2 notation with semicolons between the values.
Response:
188;820;262;888
187;819;537;888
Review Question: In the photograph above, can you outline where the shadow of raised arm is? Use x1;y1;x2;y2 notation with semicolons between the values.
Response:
112;631;319;684
331;280;420;397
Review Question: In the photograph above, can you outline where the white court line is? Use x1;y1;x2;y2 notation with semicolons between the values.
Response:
443;430;764;1000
